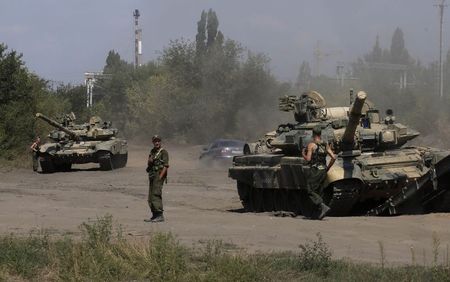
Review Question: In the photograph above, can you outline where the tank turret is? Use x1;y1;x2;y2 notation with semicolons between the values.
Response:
279;91;327;123
36;113;79;141
253;91;349;155
36;113;118;142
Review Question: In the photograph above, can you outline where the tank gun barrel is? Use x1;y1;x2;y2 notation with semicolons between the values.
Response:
35;113;79;141
342;91;367;149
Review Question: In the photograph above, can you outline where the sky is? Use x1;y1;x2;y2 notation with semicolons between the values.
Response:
0;0;447;84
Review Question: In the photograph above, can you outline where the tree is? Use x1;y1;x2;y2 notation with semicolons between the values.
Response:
0;44;35;157
295;61;312;91
0;44;68;159
95;50;135;129
195;10;207;56
56;85;88;119
365;35;383;63
195;9;223;57
206;9;219;49
104;50;132;74
390;27;410;65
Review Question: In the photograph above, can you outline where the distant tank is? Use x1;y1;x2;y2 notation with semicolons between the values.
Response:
35;112;128;173
229;90;450;216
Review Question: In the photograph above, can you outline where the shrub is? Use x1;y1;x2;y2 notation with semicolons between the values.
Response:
0;231;49;278
298;232;332;275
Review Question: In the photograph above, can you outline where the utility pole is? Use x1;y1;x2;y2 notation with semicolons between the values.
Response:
436;0;446;98
84;72;111;108
133;9;142;68
336;62;345;87
313;41;342;76
84;72;102;107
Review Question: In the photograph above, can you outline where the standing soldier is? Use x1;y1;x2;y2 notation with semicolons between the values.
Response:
302;126;336;220
30;136;41;171
145;135;169;223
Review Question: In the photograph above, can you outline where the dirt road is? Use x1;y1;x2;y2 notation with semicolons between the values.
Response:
1;144;449;264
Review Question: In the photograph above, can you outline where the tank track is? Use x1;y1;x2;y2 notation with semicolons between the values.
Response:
237;181;302;214
237;180;360;216
39;154;55;173
98;151;128;170
324;180;361;216
423;170;450;213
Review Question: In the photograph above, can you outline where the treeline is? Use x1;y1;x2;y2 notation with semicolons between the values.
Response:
97;10;288;143
0;44;71;159
0;10;288;160
295;28;450;148
1;10;450;160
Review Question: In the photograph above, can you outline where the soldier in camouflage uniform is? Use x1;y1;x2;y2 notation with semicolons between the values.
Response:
302;126;336;220
145;135;169;223
30;136;41;172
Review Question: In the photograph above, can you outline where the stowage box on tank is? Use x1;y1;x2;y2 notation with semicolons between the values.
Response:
229;90;450;216
35;112;128;173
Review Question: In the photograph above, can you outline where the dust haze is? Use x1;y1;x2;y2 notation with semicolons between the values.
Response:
2;144;450;265
2;1;450;264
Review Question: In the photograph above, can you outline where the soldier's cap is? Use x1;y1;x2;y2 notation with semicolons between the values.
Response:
312;125;322;136
152;135;162;142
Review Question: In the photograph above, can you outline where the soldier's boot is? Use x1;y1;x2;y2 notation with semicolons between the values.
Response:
317;203;330;220
144;213;158;222
151;212;165;223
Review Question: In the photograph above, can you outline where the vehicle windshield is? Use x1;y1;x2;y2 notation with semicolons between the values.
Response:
218;141;243;147
210;140;243;149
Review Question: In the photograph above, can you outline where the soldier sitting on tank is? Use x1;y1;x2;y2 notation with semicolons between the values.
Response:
301;126;336;220
384;109;395;125
30;136;41;171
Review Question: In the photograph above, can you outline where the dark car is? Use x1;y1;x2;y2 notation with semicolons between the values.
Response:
199;139;246;162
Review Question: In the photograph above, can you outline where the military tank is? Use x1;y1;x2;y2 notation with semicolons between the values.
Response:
35;112;128;173
229;90;450;216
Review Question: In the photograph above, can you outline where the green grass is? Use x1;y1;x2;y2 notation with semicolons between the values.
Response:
1;215;450;281
0;150;31;170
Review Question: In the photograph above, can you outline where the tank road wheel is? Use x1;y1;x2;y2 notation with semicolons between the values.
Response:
117;153;128;168
288;190;302;215
237;181;252;211
262;189;275;212
273;189;284;211
280;189;290;211
56;163;72;172
323;179;361;216
251;188;264;212
39;155;55;173
108;153;128;169
119;153;128;168
98;151;114;171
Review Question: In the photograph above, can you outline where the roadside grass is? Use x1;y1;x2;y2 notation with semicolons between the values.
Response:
0;151;30;170
1;215;450;281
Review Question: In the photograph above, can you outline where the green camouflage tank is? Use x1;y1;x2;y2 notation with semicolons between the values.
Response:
35;112;128;173
229;90;450;216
